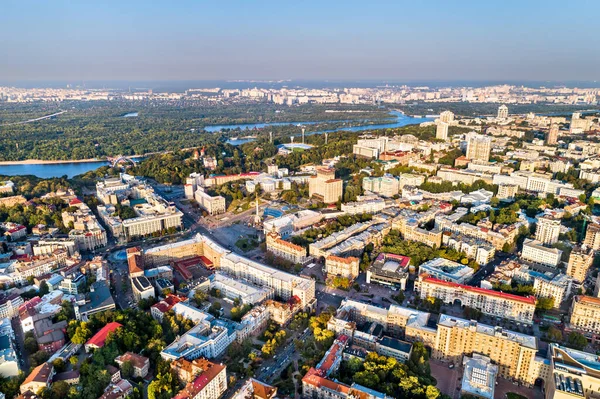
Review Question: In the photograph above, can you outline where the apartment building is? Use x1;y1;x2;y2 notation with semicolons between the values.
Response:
325;255;359;280
566;246;594;283
362;175;399;197
265;233;310;265
546;344;600;399
569;295;600;339
209;273;273;305
433;315;543;385
443;233;496;265
436;121;449;141
416;275;536;324
584;223;600;250
521;238;562;267
418;258;474;284
466;133;491;162
497;184;519;201
172;359;227;399
62;199;108;251
535;215;561;245
309;167;343;204
194;188;226;216
115;352;149;378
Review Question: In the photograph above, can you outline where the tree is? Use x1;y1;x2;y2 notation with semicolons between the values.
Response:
536;297;555;312
193;289;208;307
567;332;588;350
208;301;222;317
24;335;38;353
50;380;70;398
547;326;563;342
121;360;134;379
39;280;49;296
70;321;92;344
52;358;66;373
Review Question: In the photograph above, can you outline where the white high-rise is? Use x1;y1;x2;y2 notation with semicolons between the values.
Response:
466;134;491;162
436;122;449;141
547;124;559;145
439;110;455;123
498;105;508;119
535;216;561;245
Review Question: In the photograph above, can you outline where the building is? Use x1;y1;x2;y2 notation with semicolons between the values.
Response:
460;354;498;399
229;378;277;399
84;322;123;352
366;253;410;289
0;181;14;194
566;246;594;283
535;215;561;245
194;189;226;216
418;258;474;284
546;344;600;399
434;314;542;384
98;379;133;399
466;134;491;162
325;255;359;280
341;198;386;215
62;199;108;251
436;122;449;141
497;105;509;119
0;294;24;319
416;275;536;324
309;167;343;204
209;273;273;305
265;233;310;265
375;336;412;362
171;359;226;399
547;124;559;145
161;316;237;361
20;363;54;395
531;271;572;309
584;223;600;250
569;295;600;340
497;184;519;201
362;175;399;197
75;280;115;321
115;352;149;378
521;238;562;267
0;322;19;377
150;294;186;322
443;233;496;266
131;276;155;301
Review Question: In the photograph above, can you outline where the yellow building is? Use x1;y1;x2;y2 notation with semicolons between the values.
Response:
325;255;359;280
265;233;310;265
584;223;600;250
309;167;343;204
433;314;543;385
569;295;600;339
566;246;594;283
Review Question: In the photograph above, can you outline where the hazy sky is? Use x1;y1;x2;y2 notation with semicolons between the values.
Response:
1;0;599;82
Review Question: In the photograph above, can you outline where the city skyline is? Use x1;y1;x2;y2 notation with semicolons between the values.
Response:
1;0;599;82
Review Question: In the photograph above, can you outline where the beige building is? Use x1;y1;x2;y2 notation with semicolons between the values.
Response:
433;314;543;385
497;105;509;119
567;246;594;283
309;167;343;204
265;233;310;265
436;122;449;141
466;133;491;162
362;175;399;197
535;215;561;245
546;344;600;399
416;275;536;324
569;295;600;339
194;189;226;216
584;223;600;250
547;124;559;145
497;184;519;201
325;255;359;280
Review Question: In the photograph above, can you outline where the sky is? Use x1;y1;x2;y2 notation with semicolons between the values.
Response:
1;0;599;83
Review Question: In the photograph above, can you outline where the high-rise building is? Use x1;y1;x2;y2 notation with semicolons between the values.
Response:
309;167;343;204
497;105;508;119
436;122;449;141
535;215;561;245
566;246;594;283
547;124;559;145
466;134;491;162
584;223;600;250
439;110;455;123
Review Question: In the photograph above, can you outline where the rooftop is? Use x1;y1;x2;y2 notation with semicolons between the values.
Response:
86;322;123;348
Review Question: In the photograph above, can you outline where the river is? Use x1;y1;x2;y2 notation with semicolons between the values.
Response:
0;111;430;178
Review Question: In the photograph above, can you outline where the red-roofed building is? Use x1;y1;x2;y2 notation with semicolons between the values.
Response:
150;294;187;322
126;247;144;277
171;359;227;399
416;274;536;324
4;224;27;241
84;322;123;352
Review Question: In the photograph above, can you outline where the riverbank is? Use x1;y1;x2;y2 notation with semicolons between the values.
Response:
0;158;106;165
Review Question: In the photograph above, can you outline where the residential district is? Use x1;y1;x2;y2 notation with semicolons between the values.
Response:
2;105;600;399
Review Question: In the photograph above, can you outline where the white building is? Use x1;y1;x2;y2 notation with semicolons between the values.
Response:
521;238;562;267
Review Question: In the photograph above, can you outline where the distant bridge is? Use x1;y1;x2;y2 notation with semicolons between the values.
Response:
107;155;138;168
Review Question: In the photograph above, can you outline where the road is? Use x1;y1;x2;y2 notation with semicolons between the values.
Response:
255;328;312;384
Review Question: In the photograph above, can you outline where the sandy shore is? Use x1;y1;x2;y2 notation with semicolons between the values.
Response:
0;158;106;165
